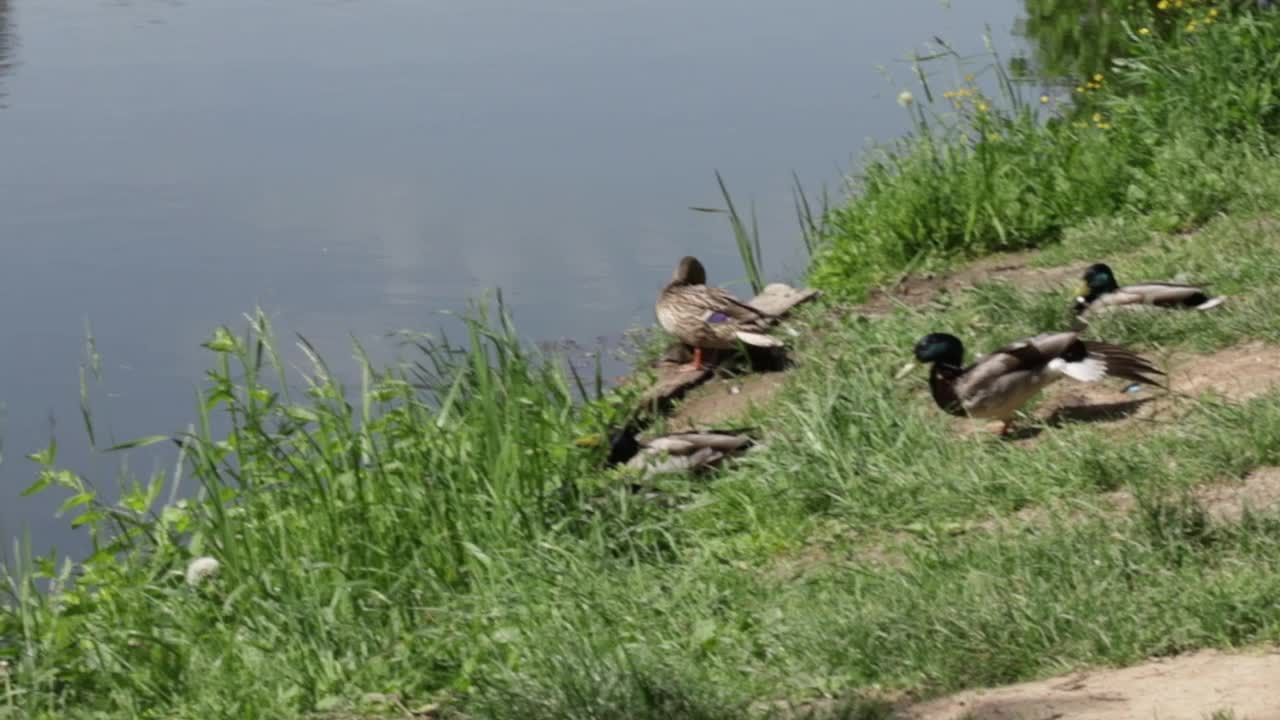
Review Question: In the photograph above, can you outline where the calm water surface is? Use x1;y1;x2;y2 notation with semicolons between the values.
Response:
0;0;1026;554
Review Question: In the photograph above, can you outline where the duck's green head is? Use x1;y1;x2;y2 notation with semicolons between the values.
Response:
671;256;708;286
913;333;964;366
1081;263;1119;296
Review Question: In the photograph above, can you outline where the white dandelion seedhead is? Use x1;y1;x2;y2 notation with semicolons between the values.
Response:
897;90;914;108
185;556;221;587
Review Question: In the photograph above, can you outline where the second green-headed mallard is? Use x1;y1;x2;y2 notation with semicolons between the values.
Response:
913;330;1164;435
1072;262;1224;324
656;256;781;370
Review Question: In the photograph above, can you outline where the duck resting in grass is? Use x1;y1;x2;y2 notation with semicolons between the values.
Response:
656;256;781;371
1072;262;1224;324
913;330;1164;436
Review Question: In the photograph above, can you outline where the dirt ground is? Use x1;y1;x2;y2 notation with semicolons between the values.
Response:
901;649;1280;720
665;371;787;431
853;250;1084;318
1171;340;1280;403
979;466;1280;532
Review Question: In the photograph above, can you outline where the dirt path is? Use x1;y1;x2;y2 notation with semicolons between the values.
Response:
664;372;787;431
902;649;1280;720
853;250;1083;318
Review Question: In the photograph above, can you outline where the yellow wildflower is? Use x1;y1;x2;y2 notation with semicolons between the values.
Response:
1157;0;1169;8
1075;86;1086;93
1096;122;1112;130
1093;73;1104;83
976;101;989;113
1187;19;1198;31
1138;27;1151;36
1039;94;1050;104
1092;112;1103;123
1208;8;1218;16
1174;0;1183;7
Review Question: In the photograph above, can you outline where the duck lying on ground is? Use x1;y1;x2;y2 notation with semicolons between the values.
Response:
913;330;1164;436
656;256;781;371
1072;262;1224;325
626;430;755;480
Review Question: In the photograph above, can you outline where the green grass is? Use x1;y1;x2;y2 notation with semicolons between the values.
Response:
810;1;1280;299
6;199;1280;720
6;5;1280;720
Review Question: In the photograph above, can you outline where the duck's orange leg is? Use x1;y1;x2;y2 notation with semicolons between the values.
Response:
691;347;704;370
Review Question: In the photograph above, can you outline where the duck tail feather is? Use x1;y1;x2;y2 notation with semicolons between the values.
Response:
1049;356;1107;382
1083;341;1166;387
1196;296;1226;310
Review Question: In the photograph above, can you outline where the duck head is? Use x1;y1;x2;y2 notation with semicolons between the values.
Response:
670;256;708;286
913;333;965;367
1080;262;1119;299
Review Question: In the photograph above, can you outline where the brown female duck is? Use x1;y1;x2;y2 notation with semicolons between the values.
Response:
656;256;781;370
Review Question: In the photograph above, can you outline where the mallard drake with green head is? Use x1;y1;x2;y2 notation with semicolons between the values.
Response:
656;256;781;370
913;330;1164;435
1072;262;1224;324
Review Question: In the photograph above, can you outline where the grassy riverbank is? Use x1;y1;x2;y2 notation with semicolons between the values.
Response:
5;2;1280;718
810;0;1280;298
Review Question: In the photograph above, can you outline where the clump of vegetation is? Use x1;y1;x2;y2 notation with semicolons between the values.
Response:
810;0;1280;298
0;305;648;717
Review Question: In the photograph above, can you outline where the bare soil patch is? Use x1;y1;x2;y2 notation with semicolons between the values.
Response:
1196;466;1280;522
766;529;914;582
779;467;1280;589
1171;340;1280;402
901;648;1280;720
855;251;1082;317
765;539;834;583
1037;384;1165;428
971;491;1137;534
976;466;1280;532
666;372;787;431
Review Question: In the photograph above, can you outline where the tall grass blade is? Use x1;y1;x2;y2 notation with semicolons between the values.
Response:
714;170;765;294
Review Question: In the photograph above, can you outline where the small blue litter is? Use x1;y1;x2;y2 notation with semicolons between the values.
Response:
1124;383;1142;394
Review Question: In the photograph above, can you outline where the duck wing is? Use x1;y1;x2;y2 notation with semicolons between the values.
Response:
957;331;1163;394
1078;340;1165;387
955;332;1077;396
667;285;771;328
703;287;772;324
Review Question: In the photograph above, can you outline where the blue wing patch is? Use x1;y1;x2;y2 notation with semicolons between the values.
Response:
707;312;730;323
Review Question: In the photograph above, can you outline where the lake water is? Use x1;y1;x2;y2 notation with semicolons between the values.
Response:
0;0;1029;557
